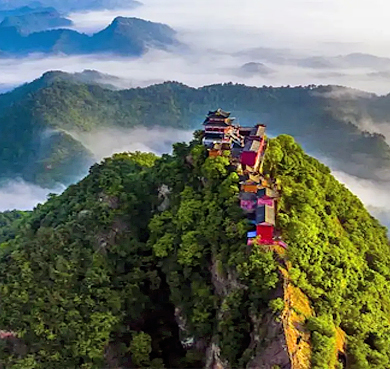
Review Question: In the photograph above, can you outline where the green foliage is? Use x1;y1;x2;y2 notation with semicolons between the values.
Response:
269;298;284;314
114;151;158;168
0;210;30;243
264;135;390;369
0;152;163;368
307;316;337;369
0;143;266;368
129;332;152;367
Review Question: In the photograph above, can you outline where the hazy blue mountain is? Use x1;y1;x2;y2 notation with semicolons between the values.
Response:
238;62;274;76
0;27;89;54
0;17;179;56
90;17;178;55
0;9;72;35
299;53;390;70
0;0;141;12
237;47;390;73
0;5;56;20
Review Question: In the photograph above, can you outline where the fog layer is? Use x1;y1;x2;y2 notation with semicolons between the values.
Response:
0;127;194;210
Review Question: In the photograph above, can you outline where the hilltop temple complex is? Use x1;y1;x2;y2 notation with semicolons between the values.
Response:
202;108;281;247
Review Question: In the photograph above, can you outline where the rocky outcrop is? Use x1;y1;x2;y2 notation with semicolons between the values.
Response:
247;311;290;369
158;185;171;212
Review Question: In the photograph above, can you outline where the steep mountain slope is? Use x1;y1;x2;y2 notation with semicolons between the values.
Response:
0;17;178;56
265;136;390;368
1;73;390;187
0;136;389;368
0;81;94;188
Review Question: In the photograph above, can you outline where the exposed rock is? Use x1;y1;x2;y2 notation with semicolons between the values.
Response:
78;209;92;219
247;311;291;369
95;217;129;253
158;184;171;211
210;257;247;298
99;192;120;209
186;154;194;165
205;342;229;369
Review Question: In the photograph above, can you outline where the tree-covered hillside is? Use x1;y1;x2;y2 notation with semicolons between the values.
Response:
0;210;29;243
0;135;389;368
1;73;390;188
265;136;390;368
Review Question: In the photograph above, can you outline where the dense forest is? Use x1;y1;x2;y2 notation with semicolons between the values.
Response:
0;133;389;368
1;72;390;187
0;210;29;243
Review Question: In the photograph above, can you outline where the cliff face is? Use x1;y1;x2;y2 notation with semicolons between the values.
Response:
0;135;388;368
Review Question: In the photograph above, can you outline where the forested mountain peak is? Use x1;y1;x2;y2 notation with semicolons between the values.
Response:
91;17;179;54
0;130;389;368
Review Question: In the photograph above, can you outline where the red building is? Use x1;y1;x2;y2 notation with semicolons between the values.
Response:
256;204;275;243
240;137;265;168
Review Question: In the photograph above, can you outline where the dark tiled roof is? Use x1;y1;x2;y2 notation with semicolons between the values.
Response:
244;139;261;153
208;108;231;118
257;187;278;198
240;192;257;201
256;205;275;225
251;125;266;137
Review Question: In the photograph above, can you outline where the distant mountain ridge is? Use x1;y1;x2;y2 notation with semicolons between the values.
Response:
0;8;72;35
1;71;390;188
0;5;57;20
0;0;141;12
0;16;179;56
